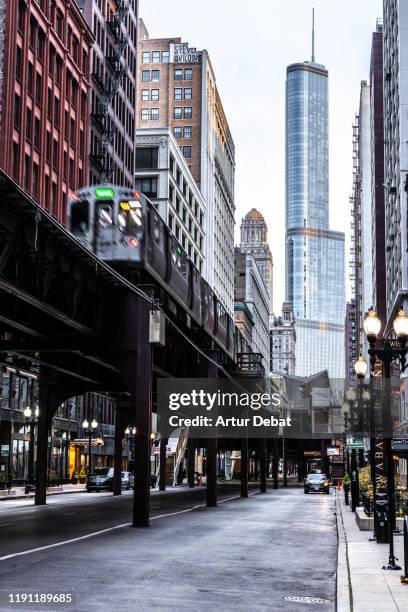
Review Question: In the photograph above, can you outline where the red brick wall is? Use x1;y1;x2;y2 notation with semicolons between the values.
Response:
0;0;94;223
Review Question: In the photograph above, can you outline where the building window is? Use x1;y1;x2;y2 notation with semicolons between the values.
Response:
151;108;159;120
35;73;42;105
34;117;41;149
183;126;192;139
135;177;158;198
16;46;23;82
152;51;161;63
136;148;158;169
175;196;180;213
151;70;160;82
141;109;149;121
174;88;182;100
142;70;150;82
170;155;175;174
184;88;192;100
174;69;183;81
173;127;181;139
24;154;30;190
141;90;149;101
32;163;39;199
175;224;180;239
162;51;169;63
12;142;19;179
142;51;150;64
183;146;192;159
151;89;159;101
26;107;33;140
169;183;174;202
184;68;193;80
184;107;192;119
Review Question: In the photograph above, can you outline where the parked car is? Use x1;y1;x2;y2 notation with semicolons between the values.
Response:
121;471;134;490
86;468;134;492
304;473;330;494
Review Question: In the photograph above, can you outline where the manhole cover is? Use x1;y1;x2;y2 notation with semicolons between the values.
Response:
284;596;331;605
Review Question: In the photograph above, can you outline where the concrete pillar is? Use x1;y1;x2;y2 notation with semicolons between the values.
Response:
187;439;195;488
241;437;248;498
113;408;124;495
159;437;168;491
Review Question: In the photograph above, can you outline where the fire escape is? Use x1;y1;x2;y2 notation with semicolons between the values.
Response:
90;0;129;183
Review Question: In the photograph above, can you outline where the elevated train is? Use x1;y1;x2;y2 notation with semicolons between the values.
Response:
67;185;250;362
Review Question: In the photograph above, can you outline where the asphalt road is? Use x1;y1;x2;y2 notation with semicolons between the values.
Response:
0;483;337;611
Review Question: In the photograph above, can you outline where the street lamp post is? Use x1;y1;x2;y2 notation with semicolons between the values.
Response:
82;418;98;476
23;405;39;486
363;308;408;570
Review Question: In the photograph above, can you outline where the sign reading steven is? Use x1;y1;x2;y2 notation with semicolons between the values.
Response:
174;43;202;64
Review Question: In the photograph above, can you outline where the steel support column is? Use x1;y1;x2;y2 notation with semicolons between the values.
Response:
34;381;62;505
259;439;267;493
272;438;279;489
187;439;195;488
113;408;124;496
117;292;152;527
241;437;248;498
159;437;168;491
206;438;217;507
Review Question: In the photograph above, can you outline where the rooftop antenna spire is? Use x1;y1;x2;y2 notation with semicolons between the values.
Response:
312;8;315;62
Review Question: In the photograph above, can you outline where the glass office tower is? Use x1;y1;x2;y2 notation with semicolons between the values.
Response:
285;61;345;379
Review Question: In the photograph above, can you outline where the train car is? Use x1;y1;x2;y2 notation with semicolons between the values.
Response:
67;185;235;361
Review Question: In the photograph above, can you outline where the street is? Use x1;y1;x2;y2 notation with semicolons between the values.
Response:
0;484;337;611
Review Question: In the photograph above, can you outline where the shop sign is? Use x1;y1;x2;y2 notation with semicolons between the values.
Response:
1;445;9;457
347;436;364;449
303;451;321;457
327;447;340;456
392;437;408;451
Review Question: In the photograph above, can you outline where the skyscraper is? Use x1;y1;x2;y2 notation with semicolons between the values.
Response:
383;0;408;326
285;19;345;379
239;209;273;317
136;21;235;314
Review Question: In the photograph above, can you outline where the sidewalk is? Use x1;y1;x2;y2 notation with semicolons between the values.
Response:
336;491;408;611
0;483;87;501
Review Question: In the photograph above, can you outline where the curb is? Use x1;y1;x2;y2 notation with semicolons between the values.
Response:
336;493;352;611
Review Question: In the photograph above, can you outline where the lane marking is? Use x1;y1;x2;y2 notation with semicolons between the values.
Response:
61;513;77;517
0;523;12;527
0;491;258;561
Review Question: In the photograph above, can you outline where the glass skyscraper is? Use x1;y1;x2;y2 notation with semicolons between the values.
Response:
285;61;345;379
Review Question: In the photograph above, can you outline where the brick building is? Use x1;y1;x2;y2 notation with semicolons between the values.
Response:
77;0;138;187
137;20;235;314
0;0;94;222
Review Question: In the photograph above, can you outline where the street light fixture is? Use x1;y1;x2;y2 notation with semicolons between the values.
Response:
362;307;408;570
82;418;98;476
354;355;368;379
23;406;32;419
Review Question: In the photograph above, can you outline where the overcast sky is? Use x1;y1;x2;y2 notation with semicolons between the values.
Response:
139;0;383;312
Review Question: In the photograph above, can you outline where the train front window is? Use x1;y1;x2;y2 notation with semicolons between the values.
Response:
118;200;142;231
70;200;89;234
96;202;113;229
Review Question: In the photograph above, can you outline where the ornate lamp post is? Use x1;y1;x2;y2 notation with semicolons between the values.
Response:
23;405;39;486
363;308;408;570
82;418;98;476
